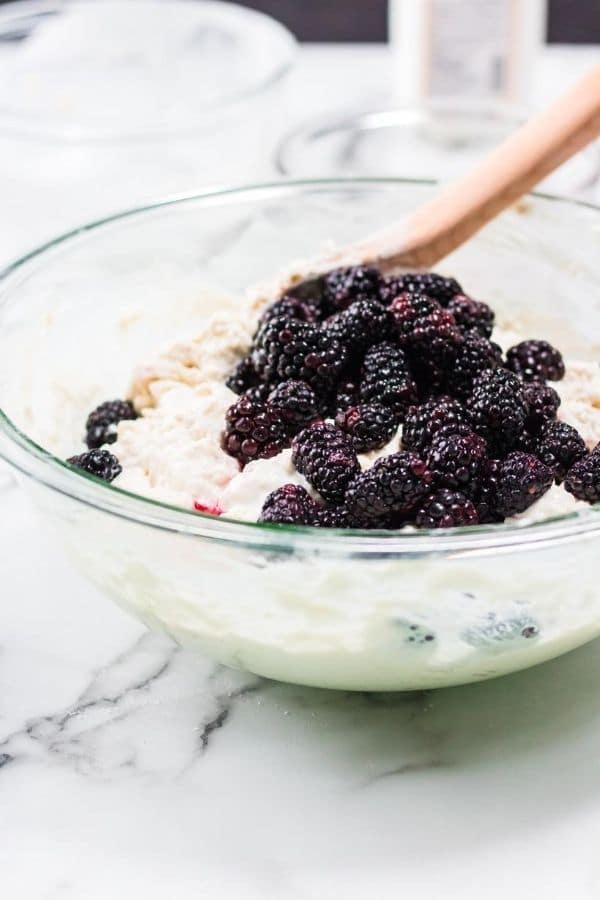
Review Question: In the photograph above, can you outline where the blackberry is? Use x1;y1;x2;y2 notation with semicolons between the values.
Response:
494;452;554;517
505;340;565;382
345;451;432;521
564;446;600;503
402;396;471;454
335;403;399;453
225;356;259;396
267;380;319;431
360;342;418;418
467;369;528;455
259;484;318;525
222;396;289;466
390;292;463;365
84;399;137;449
322;265;383;314
325;299;391;354
536;421;587;483
524;381;561;434
426;430;488;495
67;449;122;482
251;315;347;396
292;422;360;503
242;383;271;404
415;490;479;529
446;332;503;399
257;293;320;329
381;272;462;307
446;294;495;339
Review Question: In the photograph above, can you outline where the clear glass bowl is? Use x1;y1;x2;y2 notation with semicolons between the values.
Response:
0;178;599;692
0;0;296;260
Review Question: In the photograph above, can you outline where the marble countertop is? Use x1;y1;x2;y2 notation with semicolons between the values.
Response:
2;43;600;900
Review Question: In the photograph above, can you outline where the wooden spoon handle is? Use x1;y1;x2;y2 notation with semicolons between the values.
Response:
344;65;600;272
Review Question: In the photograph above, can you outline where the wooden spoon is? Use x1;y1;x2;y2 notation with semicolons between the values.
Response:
307;65;600;278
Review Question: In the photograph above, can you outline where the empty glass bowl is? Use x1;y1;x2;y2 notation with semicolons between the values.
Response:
0;179;599;691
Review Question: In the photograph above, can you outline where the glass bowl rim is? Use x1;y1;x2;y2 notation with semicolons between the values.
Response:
0;176;599;554
0;0;298;143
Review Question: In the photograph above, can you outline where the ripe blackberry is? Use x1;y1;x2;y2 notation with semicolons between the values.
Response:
415;490;479;529
426;430;488;495
322;265;383;314
345;451;432;521
360;341;418;418
325;299;391;353
494;452;554;517
446;294;495;338
535;421;587;483
251;315;347;396
67;448;122;482
524;381;561;434
222;396;289;466
564;446;600;503
505;340;565;382
467;369;528;455
292;422;360;503
225;356;259;396
242;383;271;404
446;332;503;399
381;272;462;307
390;292;463;365
402;396;471;454
267;380;319;431
257;293;320;329
85;399;137;449
259;484;318;525
335;403;399;453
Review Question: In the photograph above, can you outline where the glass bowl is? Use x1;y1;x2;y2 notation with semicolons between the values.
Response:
0;178;599;692
0;0;296;260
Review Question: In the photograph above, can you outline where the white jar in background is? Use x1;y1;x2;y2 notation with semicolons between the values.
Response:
390;0;547;108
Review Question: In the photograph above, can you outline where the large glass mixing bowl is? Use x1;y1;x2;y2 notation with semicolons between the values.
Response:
0;179;599;691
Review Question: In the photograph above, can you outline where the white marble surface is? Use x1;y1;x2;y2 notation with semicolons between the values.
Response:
2;43;600;900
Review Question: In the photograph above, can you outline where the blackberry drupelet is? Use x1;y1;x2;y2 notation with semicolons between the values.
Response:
467;368;528;455
222;395;289;466
564;446;600;503
335;403;399;453
334;379;360;414
535;420;587;483
446;332;503;399
446;294;495;339
325;299;391;354
67;449;122;482
85;399;137;449
494;452;554;517
242;383;271;404
381;272;462;307
345;451;432;521
267;380;319;430
390;292;463;365
292;422;360;503
505;340;565;382
322;265;383;314
415;490;479;529
360;341;418;418
257;293;320;329
226;355;259;396
259;484;318;525
251;315;347;395
426;430;488;495
524;381;561;434
402;396;471;454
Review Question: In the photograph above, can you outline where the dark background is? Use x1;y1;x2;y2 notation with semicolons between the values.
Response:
1;0;599;43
